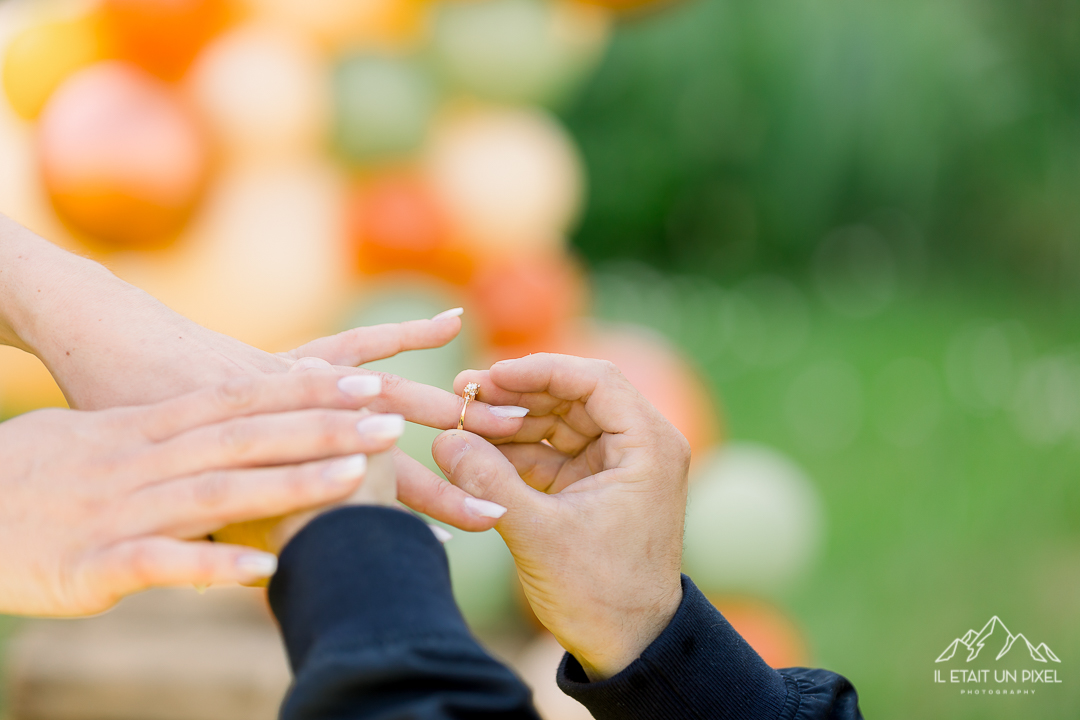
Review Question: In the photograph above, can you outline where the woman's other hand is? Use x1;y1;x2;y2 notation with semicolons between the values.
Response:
0;371;401;616
432;354;690;681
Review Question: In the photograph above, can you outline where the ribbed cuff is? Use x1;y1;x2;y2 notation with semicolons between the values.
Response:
268;506;470;672
557;575;790;720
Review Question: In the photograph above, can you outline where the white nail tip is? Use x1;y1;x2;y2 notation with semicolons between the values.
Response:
464;497;508;519
324;454;367;483
428;525;453;543
432;307;464;321
338;375;382;397
489;405;529;419
356;414;406;438
236;553;277;578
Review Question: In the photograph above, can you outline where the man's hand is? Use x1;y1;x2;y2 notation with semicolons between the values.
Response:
432;354;690;680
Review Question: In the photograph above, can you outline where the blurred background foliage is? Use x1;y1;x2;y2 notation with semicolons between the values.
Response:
565;0;1080;293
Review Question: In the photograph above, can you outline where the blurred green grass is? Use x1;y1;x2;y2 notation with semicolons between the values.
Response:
591;263;1080;718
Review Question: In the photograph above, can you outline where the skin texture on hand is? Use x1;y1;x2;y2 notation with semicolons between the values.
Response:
432;354;690;681
0;214;525;531
0;372;411;617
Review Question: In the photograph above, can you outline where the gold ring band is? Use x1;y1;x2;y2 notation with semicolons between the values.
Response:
458;382;480;431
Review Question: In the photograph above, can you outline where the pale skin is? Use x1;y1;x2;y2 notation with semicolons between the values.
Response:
432;354;691;681
0;214;527;531
0;371;408;617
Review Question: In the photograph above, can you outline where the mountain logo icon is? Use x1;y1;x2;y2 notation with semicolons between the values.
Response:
936;616;1061;664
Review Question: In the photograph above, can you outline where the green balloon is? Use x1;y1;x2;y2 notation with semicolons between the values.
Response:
332;54;436;163
432;0;604;108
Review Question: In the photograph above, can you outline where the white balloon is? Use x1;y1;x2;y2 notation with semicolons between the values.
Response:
187;24;330;160
683;443;824;596
425;108;583;254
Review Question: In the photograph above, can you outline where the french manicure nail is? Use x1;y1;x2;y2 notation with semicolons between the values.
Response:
489;405;529;419
464;497;508;519
338;375;382;398
236;553;278;579
432;307;464;321
356;413;406;439
428;525;453;543
324;454;367;485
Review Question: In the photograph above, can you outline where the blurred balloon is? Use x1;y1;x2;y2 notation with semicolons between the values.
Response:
107;159;350;351
347;172;476;284
425;108;582;255
441;526;519;631
0;346;68;417
683;443;824;596
553;322;721;461
38;62;209;250
432;0;609;107
102;0;232;80
470;251;585;351
187;23;329;159
342;283;468;473
513;632;594;720
706;597;809;669
2;15;109;120
332;53;436;163
245;0;427;50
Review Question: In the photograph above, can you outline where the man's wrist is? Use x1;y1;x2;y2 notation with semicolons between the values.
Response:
571;581;683;681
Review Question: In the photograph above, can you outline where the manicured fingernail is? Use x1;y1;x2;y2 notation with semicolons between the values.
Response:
464;497;507;519
432;307;464;321
236;553;277;579
338;375;382;398
428;524;453;543
490;405;529;419
356;413;405;439
324;453;367;485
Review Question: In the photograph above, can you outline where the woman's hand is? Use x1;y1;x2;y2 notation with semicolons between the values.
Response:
431;354;691;681
0;371;406;617
0;215;527;531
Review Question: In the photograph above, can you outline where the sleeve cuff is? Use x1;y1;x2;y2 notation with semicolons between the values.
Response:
556;575;790;720
268;506;472;672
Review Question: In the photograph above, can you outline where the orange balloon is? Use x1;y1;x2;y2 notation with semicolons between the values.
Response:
707;596;809;669
38;62;209;250
348;173;476;285
2;15;110;120
555;323;722;461
469;251;586;351
102;0;232;80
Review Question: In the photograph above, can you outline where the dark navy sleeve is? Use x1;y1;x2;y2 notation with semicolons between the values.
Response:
557;575;863;720
268;505;541;720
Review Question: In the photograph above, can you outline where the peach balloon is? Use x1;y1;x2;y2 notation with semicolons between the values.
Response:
555;323;722;461
349;172;475;285
244;0;427;50
2;15;109;120
707;597;809;669
102;0;231;80
425;108;583;256
186;23;330;160
106;159;351;352
38;62;209;250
